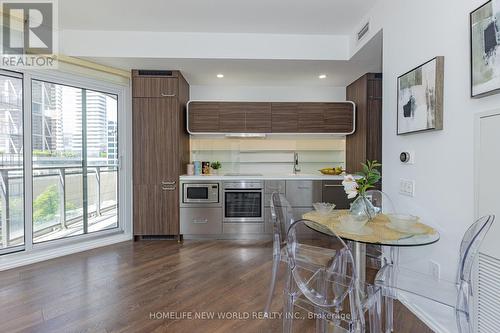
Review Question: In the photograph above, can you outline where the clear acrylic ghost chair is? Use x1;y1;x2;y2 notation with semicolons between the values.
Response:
264;193;338;315
284;219;382;333
364;190;397;269
364;190;396;215
375;215;495;333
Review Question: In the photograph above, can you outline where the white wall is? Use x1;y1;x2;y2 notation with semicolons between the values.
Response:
190;85;346;101
61;30;350;60
360;0;500;331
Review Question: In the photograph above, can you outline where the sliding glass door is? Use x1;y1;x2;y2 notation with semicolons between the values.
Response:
85;89;118;233
31;80;118;243
0;72;24;252
0;70;123;255
31;80;84;242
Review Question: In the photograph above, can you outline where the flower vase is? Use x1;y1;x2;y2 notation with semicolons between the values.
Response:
350;195;377;221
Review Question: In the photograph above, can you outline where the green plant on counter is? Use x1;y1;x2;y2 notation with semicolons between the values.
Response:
210;161;222;170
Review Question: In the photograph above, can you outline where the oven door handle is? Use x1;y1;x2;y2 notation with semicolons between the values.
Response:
223;189;263;192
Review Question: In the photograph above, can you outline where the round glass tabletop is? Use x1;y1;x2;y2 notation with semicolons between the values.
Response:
302;210;440;247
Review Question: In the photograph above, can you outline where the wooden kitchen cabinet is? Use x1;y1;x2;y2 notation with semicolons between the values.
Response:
346;73;382;174
298;103;324;132
242;103;272;132
218;103;246;132
271;103;299;132
132;70;178;98
322;180;353;209
187;102;219;133
323;102;355;133
187;101;355;134
132;70;190;238
187;102;271;133
297;102;354;133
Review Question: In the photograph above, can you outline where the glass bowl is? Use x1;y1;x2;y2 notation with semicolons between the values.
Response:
339;214;368;232
313;202;336;215
387;214;419;229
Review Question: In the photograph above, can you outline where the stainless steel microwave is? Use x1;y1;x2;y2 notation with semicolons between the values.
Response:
182;183;220;204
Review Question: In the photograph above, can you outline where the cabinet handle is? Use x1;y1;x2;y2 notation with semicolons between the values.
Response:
192;218;208;224
161;184;177;191
161;93;176;97
324;184;343;188
267;187;282;191
297;186;311;190
162;181;176;185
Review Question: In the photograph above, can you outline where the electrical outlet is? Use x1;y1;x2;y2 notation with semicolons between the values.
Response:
399;179;415;197
429;261;440;281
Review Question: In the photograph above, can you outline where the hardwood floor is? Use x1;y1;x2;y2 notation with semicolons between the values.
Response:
0;241;433;333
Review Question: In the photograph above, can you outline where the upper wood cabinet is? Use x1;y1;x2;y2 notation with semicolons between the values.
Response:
323;103;355;133
242;103;272;133
218;103;247;132
298;103;323;132
132;70;178;98
271;103;299;132
188;102;220;133
187;101;354;134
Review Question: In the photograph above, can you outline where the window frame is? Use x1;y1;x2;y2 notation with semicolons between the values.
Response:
0;68;131;258
0;69;25;255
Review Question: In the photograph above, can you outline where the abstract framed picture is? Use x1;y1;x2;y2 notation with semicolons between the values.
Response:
397;57;444;135
471;0;500;98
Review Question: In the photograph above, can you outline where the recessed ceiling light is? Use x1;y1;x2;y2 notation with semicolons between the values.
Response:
217;74;224;78
318;74;327;79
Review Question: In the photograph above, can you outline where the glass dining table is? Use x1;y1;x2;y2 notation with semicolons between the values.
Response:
301;209;440;332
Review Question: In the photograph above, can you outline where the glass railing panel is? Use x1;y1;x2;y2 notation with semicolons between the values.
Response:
65;169;84;221
32;167;84;243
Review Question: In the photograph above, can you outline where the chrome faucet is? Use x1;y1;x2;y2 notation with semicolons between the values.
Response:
293;152;301;174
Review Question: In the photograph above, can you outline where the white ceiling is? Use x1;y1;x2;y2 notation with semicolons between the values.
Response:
60;0;375;35
83;31;382;87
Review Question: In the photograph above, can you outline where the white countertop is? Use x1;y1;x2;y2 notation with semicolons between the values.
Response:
179;173;346;181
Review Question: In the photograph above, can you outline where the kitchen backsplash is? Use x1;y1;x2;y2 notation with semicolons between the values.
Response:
190;136;345;174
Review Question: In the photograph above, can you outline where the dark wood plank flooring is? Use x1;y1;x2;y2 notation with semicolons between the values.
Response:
0;241;433;333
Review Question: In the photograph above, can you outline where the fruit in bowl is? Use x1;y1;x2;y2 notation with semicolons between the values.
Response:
319;167;344;175
313;202;336;215
339;214;368;232
387;214;419;229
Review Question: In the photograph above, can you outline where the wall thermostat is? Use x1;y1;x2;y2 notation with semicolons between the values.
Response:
400;151;414;164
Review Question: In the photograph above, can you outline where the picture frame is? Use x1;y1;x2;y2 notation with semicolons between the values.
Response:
470;0;500;98
397;57;444;135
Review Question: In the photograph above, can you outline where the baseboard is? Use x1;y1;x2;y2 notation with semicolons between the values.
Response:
182;234;273;240
0;233;132;271
398;292;451;333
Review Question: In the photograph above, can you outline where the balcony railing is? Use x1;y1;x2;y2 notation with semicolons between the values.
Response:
0;164;118;248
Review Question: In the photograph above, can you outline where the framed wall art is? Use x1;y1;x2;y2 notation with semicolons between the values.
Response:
471;0;500;98
397;57;444;135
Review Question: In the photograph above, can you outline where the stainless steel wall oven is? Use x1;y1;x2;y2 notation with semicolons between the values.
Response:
223;181;264;223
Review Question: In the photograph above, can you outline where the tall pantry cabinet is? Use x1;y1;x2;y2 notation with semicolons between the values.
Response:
132;70;190;239
345;73;382;174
